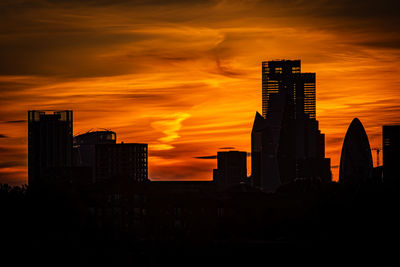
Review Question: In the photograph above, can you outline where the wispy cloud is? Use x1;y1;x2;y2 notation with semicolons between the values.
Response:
150;112;191;149
194;155;217;159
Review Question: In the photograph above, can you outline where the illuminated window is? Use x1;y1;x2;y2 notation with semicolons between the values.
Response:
292;67;300;73
106;133;116;140
384;138;391;146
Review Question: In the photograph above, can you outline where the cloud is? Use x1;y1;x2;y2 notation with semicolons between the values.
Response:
193;151;250;160
151;113;191;143
0;161;25;168
4;120;26;124
149;144;175;151
194;155;217;159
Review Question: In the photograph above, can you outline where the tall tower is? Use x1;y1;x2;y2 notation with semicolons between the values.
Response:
252;60;330;192
262;60;315;120
28;110;73;185
339;118;373;184
383;125;400;184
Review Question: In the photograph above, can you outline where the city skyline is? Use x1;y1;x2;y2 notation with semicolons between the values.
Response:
1;0;400;184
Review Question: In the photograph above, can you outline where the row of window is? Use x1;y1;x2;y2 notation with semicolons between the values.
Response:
262;66;301;74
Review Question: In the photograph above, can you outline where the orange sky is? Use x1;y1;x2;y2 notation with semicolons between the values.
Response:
1;0;400;185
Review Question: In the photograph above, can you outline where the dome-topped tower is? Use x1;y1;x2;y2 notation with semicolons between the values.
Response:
339;118;373;184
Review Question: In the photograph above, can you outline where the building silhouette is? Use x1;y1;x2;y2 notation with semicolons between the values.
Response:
74;130;148;183
28;110;73;185
339;118;373;184
262;60;315;119
252;60;330;192
213;151;247;186
383;125;400;184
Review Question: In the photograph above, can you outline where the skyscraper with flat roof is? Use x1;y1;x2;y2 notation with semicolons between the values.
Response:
383;125;400;184
213;151;247;186
28;110;73;185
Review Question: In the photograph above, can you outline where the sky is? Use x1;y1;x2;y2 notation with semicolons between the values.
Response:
1;0;400;185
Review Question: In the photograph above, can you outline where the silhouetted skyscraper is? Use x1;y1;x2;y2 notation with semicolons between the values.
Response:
262;60;315;119
339;118;373;184
74;130;148;183
383;125;400;184
213;151;247;186
28;110;73;185
252;60;330;192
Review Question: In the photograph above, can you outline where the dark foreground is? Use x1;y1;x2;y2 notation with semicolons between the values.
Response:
1;180;399;266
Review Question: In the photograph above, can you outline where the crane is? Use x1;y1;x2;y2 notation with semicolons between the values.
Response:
371;147;381;167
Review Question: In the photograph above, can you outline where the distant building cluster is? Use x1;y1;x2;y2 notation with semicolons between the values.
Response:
338;118;399;185
20;60;400;265
212;60;400;190
74;130;148;183
28;60;399;190
252;60;331;191
214;60;331;192
28;110;148;186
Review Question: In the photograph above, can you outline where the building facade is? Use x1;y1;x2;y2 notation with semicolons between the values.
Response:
339;118;373;184
213;151;247;186
262;60;315;120
28;110;73;185
74;131;148;183
252;60;330;192
383;125;400;184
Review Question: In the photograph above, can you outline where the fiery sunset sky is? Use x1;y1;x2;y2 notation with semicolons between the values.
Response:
1;0;400;185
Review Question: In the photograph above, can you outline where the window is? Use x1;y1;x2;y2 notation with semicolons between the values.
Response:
292;66;300;73
384;138;391;146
